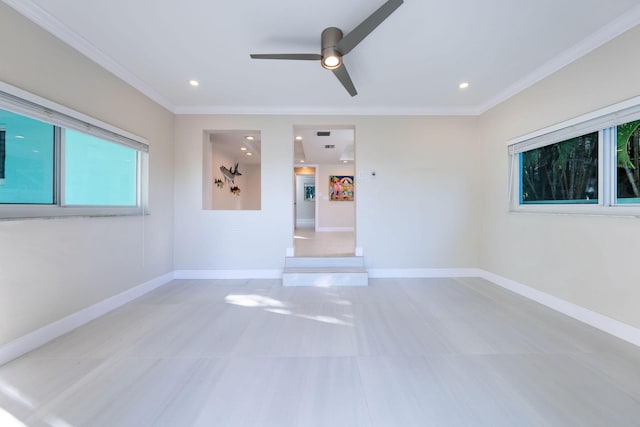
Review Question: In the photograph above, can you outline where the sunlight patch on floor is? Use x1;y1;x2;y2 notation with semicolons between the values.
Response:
0;408;25;427
225;293;353;327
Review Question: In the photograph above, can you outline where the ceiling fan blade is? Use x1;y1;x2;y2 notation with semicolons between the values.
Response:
336;0;403;55
250;53;322;60
332;64;357;97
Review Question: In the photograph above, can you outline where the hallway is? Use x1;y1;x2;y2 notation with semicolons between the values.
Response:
294;229;355;257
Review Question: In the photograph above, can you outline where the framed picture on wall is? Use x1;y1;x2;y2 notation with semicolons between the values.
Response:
304;183;315;201
329;175;354;201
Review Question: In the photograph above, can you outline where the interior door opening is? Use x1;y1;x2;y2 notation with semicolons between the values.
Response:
292;125;356;257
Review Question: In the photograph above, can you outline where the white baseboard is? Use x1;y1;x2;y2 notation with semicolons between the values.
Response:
477;270;640;348
362;267;640;347
0;272;175;367
315;227;354;232
174;269;282;280
368;268;483;278
3;267;638;368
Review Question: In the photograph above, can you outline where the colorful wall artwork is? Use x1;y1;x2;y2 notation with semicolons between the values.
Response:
329;175;354;201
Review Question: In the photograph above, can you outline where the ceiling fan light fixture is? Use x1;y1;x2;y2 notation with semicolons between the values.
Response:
321;27;344;70
249;1;404;96
322;54;342;70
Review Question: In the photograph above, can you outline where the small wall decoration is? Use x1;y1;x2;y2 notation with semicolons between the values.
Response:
230;185;241;195
220;163;242;183
304;183;315;201
214;178;224;188
329;175;354;201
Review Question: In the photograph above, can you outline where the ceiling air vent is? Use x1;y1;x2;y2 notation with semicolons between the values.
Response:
324;144;335;149
317;131;331;137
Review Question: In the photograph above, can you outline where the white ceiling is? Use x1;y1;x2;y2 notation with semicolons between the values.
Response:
6;0;640;115
295;128;354;164
208;130;261;166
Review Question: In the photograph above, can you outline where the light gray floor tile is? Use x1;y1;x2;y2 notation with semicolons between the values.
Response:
485;353;640;426
182;357;371;427
232;302;358;357
1;278;640;426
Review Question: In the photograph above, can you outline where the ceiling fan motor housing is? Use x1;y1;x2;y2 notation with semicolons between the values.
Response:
321;27;343;70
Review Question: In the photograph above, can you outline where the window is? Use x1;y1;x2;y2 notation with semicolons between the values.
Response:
64;130;138;206
509;97;640;214
521;132;598;204
0;83;148;218
0;109;55;204
615;120;640;204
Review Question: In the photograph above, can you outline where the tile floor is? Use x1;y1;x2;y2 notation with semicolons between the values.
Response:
1;278;640;426
294;228;355;257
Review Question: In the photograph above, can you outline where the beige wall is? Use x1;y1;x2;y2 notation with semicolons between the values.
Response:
478;25;640;329
316;163;355;230
174;115;480;270
0;4;175;344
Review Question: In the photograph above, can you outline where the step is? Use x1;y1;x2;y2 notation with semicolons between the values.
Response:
282;267;369;287
284;256;365;269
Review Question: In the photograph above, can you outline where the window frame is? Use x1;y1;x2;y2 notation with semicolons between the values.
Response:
0;82;148;219
508;96;640;216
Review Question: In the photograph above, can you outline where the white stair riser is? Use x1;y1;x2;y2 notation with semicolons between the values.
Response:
285;256;365;268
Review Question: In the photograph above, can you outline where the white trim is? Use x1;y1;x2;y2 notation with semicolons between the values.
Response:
0;81;148;147
368;267;640;347
479;4;640;114
0;272;175;367
506;95;640;147
368;268;483;278
174;269;282;280
478;270;640;347
507;204;640;218
2;0;174;113
315;227;355;232
173;105;479;116
2;267;639;368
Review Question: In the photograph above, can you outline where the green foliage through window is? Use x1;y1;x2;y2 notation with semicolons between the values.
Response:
616;120;640;203
521;132;598;204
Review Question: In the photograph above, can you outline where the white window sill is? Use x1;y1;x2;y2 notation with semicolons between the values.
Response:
0;205;145;221
510;204;640;218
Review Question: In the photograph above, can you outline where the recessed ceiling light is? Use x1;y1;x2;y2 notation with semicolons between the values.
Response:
459;81;470;89
15;135;25;139
189;80;199;87
295;136;302;141
246;152;253;156
300;160;305;163
245;136;254;141
241;147;247;151
343;160;348;163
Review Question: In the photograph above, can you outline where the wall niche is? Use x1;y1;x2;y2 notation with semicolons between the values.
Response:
203;130;261;210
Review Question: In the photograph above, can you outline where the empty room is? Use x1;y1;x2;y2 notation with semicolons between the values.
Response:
1;0;640;425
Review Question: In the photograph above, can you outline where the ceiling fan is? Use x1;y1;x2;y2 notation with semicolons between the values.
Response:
250;0;404;97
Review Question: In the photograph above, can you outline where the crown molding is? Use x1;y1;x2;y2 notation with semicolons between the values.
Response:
2;0;176;113
172;104;481;116
478;4;640;114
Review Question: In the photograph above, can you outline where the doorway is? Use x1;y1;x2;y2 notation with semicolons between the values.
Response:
292;126;356;257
